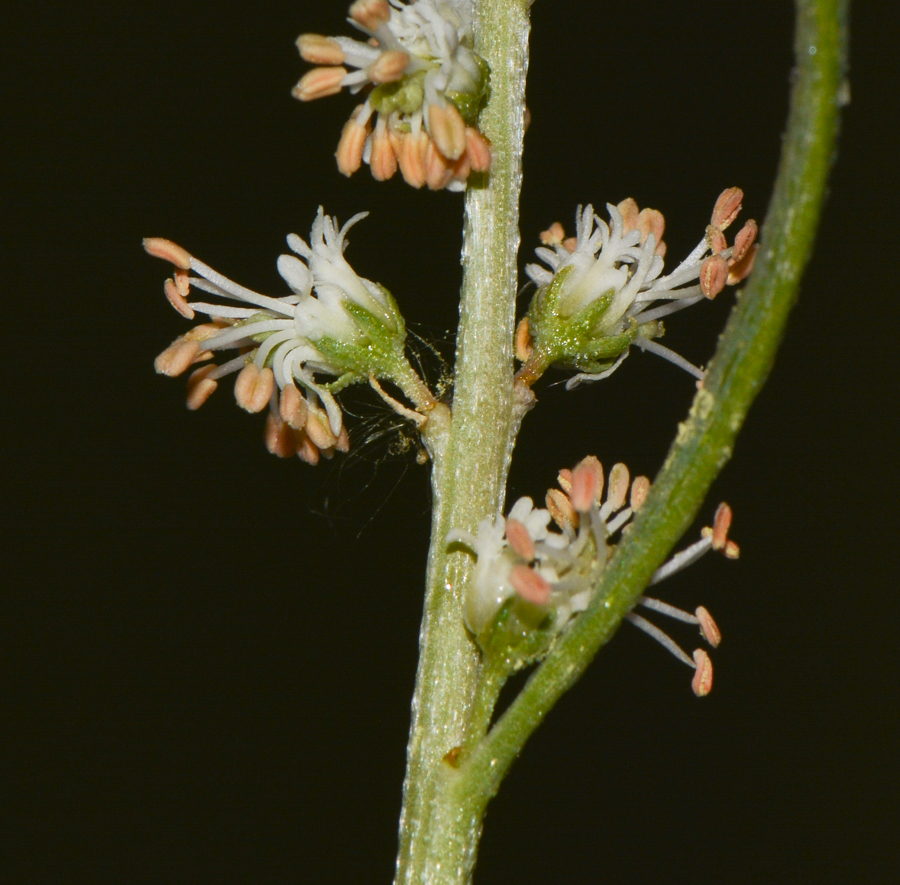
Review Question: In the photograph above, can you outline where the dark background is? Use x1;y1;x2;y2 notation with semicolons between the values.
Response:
5;2;897;883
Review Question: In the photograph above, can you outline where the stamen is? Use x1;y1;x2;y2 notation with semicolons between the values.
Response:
626;613;695;667
505;519;535;562
279;384;309;430
336;109;370;176
570;457;603;512
292;66;349;101
710;187;744;230
164;278;194;319
691;649;714;696
143;237;192;270
509;564;552;606
639;596;700;624
633;338;705;380
185;365;218;410
650;536;713;585
155;338;200;377
464;127;491;172
234;364;275;414
710;503;732;550
695;606;721;647
700;254;729;298
296;34;346;66
546;488;577;532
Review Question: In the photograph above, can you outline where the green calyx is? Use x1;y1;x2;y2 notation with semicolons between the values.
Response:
446;54;491;124
478;598;558;675
369;73;427;117
369;54;490;127
526;266;663;375
313;288;410;391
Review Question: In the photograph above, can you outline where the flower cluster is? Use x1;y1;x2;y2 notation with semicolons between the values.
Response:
516;188;758;387
294;0;491;190
448;457;738;695
147;208;426;464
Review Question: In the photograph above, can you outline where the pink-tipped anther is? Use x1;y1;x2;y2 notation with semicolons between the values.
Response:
637;208;665;252
349;0;391;30
706;224;728;256
727;244;758;286
428;103;467;162
700;254;729;299
154;337;200;377
711;187;743;230
164;277;194;320
556;468;574;495
292;66;348;101
539;222;566;246
630;475;651;511
279;384;309;430
265;414;296;459
464;127;491;172
546;488;577;532
185;365;218;410
369;122;398;181
335;426;350;454
505;518;535;562
616;198;640;232
449;152;472;191
731;219;758;263
172;269;190;297
514;318;533;361
695;606;721;648
234;364;275;414
570;457;603;512
692;649;714;696
295;430;321;465
424;139;454;190
306;409;338;451
606;463;630;511
336;108;370;177
396;129;428;188
367;49;410;84
509;564;552;606
711;502;732;551
296;34;346;66
143;237;192;270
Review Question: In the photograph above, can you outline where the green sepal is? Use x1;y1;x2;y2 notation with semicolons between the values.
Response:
313;291;408;380
478;598;558;675
447;55;491;124
369;72;427;117
323;371;363;395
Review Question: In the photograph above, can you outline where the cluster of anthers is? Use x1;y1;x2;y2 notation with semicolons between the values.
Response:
146;209;418;465
295;0;491;190
449;457;738;695
516;188;758;387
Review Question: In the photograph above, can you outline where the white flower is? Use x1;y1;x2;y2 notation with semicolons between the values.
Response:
448;459;649;637
146;208;407;463
520;191;758;387
294;0;491;189
449;458;738;695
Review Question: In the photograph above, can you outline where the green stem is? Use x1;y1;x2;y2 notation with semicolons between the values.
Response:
393;1;532;883
447;0;849;825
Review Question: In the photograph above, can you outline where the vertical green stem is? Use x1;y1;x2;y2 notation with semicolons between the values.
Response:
393;1;531;883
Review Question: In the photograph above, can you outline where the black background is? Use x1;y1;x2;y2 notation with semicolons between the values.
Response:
5;2;898;883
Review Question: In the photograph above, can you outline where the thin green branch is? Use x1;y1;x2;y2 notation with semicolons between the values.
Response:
449;0;849;818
